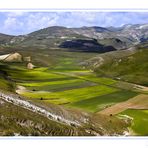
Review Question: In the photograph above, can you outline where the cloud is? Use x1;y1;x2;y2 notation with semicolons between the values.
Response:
2;15;24;35
6;11;27;17
0;12;147;35
4;17;23;29
25;13;59;31
0;12;60;35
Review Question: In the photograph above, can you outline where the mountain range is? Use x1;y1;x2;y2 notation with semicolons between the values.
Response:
0;24;148;52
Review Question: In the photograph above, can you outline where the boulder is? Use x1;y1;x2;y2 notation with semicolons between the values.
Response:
27;62;35;69
0;52;22;62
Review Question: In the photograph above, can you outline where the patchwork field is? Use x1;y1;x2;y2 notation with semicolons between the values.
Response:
69;90;138;112
99;94;148;115
2;61;145;114
7;67;69;81
11;67;141;115
0;49;148;136
19;85;118;104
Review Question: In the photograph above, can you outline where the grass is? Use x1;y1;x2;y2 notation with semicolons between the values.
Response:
0;76;14;91
2;65;74;82
0;98;129;136
9;69;68;81
54;57;81;70
18;78;87;87
0;98;89;136
94;48;148;86
53;70;117;85
20;80;95;92
119;109;148;136
2;58;140;114
79;74;117;85
21;85;118;105
68;90;138;112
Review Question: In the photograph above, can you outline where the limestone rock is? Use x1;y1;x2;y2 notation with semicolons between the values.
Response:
0;52;22;62
27;62;35;69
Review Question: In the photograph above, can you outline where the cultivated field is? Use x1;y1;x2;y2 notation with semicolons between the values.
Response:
99;94;148;115
119;109;148;135
4;63;140;114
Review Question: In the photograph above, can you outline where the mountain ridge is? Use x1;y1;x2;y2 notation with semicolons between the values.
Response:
0;24;147;52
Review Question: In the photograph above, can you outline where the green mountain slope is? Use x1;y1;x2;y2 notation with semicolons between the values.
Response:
83;47;148;86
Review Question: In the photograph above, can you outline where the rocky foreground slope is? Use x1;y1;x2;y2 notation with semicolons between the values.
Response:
0;90;130;136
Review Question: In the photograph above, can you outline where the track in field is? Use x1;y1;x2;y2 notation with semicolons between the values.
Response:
98;94;148;115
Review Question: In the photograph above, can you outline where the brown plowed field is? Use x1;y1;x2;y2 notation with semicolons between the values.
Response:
98;94;148;115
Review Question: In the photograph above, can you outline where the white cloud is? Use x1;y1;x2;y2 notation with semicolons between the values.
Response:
4;17;22;28
70;12;97;22
6;11;27;17
25;13;59;31
0;12;60;35
3;16;24;35
0;12;147;35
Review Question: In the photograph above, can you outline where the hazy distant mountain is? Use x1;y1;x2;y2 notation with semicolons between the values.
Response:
0;33;14;46
0;24;148;52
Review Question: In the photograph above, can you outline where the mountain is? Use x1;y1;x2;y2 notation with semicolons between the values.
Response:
0;24;147;52
59;39;116;52
82;45;148;86
0;33;14;46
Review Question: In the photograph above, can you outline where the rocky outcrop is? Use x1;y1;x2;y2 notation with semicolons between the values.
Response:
27;62;35;69
0;52;22;62
0;92;81;127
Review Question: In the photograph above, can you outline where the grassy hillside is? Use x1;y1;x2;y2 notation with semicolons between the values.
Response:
0;64;15;92
0;98;91;136
84;48;148;86
0;97;130;136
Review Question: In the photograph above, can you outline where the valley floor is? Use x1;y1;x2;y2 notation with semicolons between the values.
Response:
0;49;148;136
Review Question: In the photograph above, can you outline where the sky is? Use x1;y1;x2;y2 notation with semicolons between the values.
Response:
0;12;148;35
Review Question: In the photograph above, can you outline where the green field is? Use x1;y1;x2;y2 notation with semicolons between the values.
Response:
19;79;95;92
0;59;141;113
0;49;147;116
21;85;118;105
19;78;87;87
7;67;69;81
12;65;139;113
69;90;138;112
119;109;148;136
79;74;117;85
51;71;117;85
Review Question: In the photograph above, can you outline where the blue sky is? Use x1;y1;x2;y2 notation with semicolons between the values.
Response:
0;12;148;35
